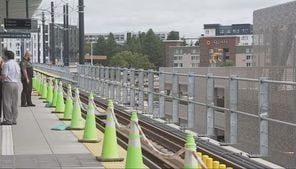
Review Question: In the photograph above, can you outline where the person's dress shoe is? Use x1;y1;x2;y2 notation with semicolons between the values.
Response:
28;104;36;107
21;104;27;107
1;121;12;125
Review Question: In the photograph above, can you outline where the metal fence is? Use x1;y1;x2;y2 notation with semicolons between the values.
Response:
36;64;296;168
34;64;77;83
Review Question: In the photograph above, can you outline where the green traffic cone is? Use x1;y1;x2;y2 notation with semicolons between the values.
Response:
41;79;48;100
125;112;144;169
32;77;36;90
38;76;44;97
183;133;198;169
69;88;84;130
45;79;54;107
97;100;124;162
78;92;99;143
60;84;73;121
52;81;65;114
52;79;59;107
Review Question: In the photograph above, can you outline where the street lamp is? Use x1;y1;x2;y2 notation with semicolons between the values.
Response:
90;41;95;65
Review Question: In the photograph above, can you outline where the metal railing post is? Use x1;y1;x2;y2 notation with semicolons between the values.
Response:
77;65;81;88
230;75;238;144
130;69;135;108
148;70;154;115
86;66;90;92
122;68;128;104
259;77;269;156
100;66;105;97
138;69;144;113
187;73;195;128
105;67;109;98
206;73;214;136
95;66;100;94
91;66;95;92
172;72;179;123
116;68;121;103
159;71;165;118
110;67;115;100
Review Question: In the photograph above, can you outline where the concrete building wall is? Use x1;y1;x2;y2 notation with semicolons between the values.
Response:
236;46;253;67
169;46;200;68
2;38;22;62
253;1;296;67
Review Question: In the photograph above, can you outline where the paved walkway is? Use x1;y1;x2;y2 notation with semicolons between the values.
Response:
0;90;103;169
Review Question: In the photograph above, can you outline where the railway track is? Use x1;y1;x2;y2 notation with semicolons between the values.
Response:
58;81;271;169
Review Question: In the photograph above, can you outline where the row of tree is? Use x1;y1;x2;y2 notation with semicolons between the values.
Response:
85;29;179;69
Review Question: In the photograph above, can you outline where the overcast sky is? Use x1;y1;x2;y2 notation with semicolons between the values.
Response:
37;0;293;37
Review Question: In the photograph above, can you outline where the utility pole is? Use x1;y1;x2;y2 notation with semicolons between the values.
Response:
37;26;40;63
78;0;85;64
6;0;9;18
42;12;46;63
26;0;29;18
51;1;55;65
63;5;66;65
65;3;69;66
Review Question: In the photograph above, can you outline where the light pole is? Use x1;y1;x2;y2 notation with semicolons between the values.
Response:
90;41;95;65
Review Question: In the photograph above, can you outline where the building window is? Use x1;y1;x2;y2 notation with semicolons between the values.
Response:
16;50;20;56
192;63;198;67
174;56;178;60
192;49;196;53
180;49;183;54
246;55;251;60
174;63;178;67
191;55;199;60
246;63;251;67
220;30;224;34
179;63;183;67
242;36;248;40
205;30;209;34
179;56;183;60
246;48;250;53
175;49;179;54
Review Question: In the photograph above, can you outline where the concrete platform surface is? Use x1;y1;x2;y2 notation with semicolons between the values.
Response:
0;89;103;169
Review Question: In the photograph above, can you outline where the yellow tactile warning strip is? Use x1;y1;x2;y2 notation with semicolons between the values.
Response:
54;113;148;169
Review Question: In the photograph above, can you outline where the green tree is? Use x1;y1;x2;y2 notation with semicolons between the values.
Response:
142;29;163;68
167;31;179;40
221;59;235;67
105;33;118;58
84;43;91;55
110;50;154;69
94;36;107;55
124;33;141;53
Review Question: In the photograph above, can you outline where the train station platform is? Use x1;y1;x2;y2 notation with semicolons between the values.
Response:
0;88;103;169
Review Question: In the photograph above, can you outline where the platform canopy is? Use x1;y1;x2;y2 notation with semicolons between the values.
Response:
0;0;42;25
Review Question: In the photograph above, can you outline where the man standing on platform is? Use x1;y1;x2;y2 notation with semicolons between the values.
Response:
20;51;35;107
1;51;20;125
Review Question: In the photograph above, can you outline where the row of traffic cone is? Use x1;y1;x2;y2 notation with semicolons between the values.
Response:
33;73;228;169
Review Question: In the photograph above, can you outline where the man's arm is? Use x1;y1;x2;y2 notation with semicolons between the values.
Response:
21;62;30;83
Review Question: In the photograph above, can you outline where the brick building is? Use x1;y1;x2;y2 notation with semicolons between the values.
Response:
199;36;239;67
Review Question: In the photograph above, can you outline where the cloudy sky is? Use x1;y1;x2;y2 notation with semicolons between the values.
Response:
37;0;293;37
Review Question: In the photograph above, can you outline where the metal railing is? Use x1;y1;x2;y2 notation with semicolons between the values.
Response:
36;64;296;167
